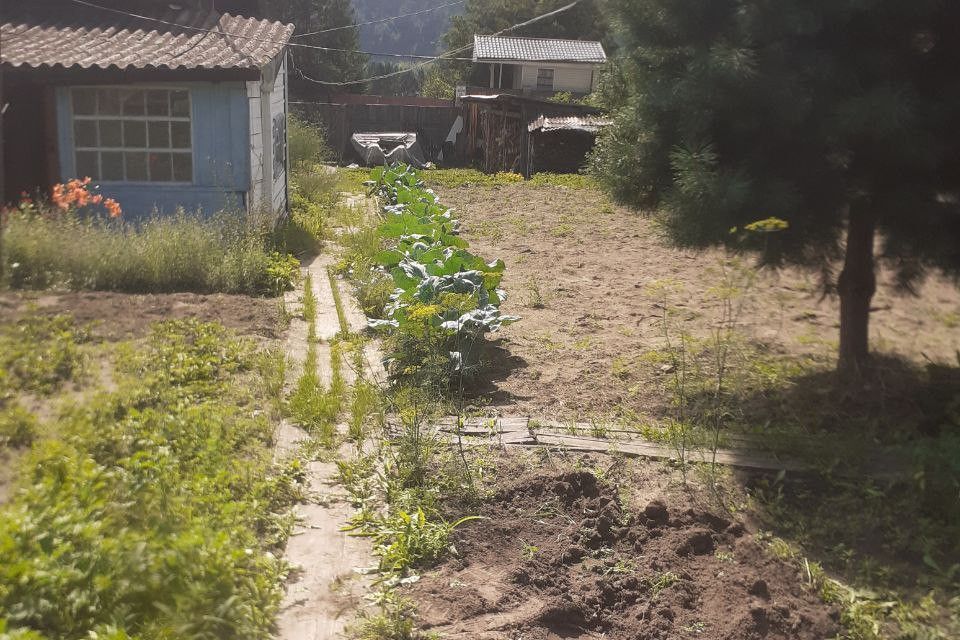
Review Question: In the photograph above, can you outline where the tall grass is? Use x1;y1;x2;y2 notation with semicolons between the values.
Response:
3;209;296;295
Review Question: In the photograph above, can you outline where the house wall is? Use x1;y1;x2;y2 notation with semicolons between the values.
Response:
247;55;288;214
270;57;288;213
56;81;251;216
517;63;596;93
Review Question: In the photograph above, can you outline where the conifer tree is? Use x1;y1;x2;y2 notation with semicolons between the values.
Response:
592;0;960;371
260;0;367;95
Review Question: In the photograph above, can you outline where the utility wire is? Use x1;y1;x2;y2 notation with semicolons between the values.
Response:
65;0;471;60
62;0;583;86
295;0;583;87
292;0;466;38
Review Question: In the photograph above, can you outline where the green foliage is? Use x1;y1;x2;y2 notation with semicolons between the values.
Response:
0;319;299;639
0;314;88;395
288;115;330;168
3;208;298;296
261;0;366;93
0;404;38;448
419;169;524;188
364;164;518;386
527;173;597;189
369;508;479;575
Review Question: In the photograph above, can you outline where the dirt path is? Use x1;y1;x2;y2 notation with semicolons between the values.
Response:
274;254;372;640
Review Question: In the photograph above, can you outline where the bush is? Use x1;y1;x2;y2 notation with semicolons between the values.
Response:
2;207;298;296
288;115;330;168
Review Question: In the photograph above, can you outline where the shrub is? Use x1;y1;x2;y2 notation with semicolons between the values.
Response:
287;115;330;168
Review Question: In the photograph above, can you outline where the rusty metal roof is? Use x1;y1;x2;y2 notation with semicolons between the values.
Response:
1;3;294;72
473;35;606;64
528;115;612;133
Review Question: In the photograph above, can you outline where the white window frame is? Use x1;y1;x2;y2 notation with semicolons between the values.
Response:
536;68;555;91
69;86;195;185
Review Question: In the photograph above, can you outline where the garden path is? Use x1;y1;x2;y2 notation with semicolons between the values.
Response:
274;253;374;640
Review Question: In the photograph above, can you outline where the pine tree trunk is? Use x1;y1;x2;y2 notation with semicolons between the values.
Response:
837;203;877;373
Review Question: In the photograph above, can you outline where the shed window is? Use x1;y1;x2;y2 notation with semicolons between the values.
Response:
536;68;554;90
70;88;193;183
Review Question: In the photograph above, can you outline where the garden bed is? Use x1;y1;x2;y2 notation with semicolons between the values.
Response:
0;291;282;340
408;455;838;640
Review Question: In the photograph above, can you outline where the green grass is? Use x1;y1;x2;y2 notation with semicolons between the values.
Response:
0;314;88;396
3;209;298;295
0;318;301;639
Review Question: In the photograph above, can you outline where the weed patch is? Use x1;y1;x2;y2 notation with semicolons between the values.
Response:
0;318;300;639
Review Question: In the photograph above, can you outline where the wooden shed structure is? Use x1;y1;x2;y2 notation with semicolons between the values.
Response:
460;94;603;177
1;0;292;216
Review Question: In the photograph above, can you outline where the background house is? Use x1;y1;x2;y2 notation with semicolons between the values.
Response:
0;0;293;216
471;35;606;97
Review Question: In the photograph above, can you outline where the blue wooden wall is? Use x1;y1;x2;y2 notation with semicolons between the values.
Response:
56;82;251;216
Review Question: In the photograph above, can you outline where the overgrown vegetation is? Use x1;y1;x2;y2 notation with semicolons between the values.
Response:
0;318;301;639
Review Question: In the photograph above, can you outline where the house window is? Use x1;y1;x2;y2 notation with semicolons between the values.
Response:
70;88;193;183
536;68;555;91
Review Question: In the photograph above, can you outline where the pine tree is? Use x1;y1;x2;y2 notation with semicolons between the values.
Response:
260;0;367;96
592;0;960;372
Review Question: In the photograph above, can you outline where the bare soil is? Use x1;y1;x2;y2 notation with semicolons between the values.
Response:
439;184;960;420
409;455;837;640
0;291;282;340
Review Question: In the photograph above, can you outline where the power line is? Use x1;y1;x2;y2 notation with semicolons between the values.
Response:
65;0;470;60
295;0;583;87
292;0;466;38
62;0;584;86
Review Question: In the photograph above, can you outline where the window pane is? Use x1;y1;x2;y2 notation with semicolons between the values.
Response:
102;151;124;181
125;152;148;181
74;120;97;147
171;90;190;117
146;90;170;116
121;90;145;116
98;89;121;115
72;89;96;115
148;121;170;148
172;153;192;182
123;121;147;148
170;121;191;149
99;120;122;147
149;153;172;181
76;151;99;180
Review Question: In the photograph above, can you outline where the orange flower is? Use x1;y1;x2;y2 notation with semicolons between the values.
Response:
46;177;121;217
104;198;122;218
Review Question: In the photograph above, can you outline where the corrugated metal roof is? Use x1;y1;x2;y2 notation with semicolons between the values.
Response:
528;115;612;133
0;4;294;72
473;35;606;64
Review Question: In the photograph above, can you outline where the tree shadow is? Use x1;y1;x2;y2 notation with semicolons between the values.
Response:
715;352;960;444
713;353;960;628
461;337;530;406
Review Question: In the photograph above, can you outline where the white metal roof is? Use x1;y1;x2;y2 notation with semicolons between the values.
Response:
473;35;606;64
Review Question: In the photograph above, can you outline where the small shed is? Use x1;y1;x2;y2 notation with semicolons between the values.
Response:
526;115;611;175
0;0;293;216
460;93;604;177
